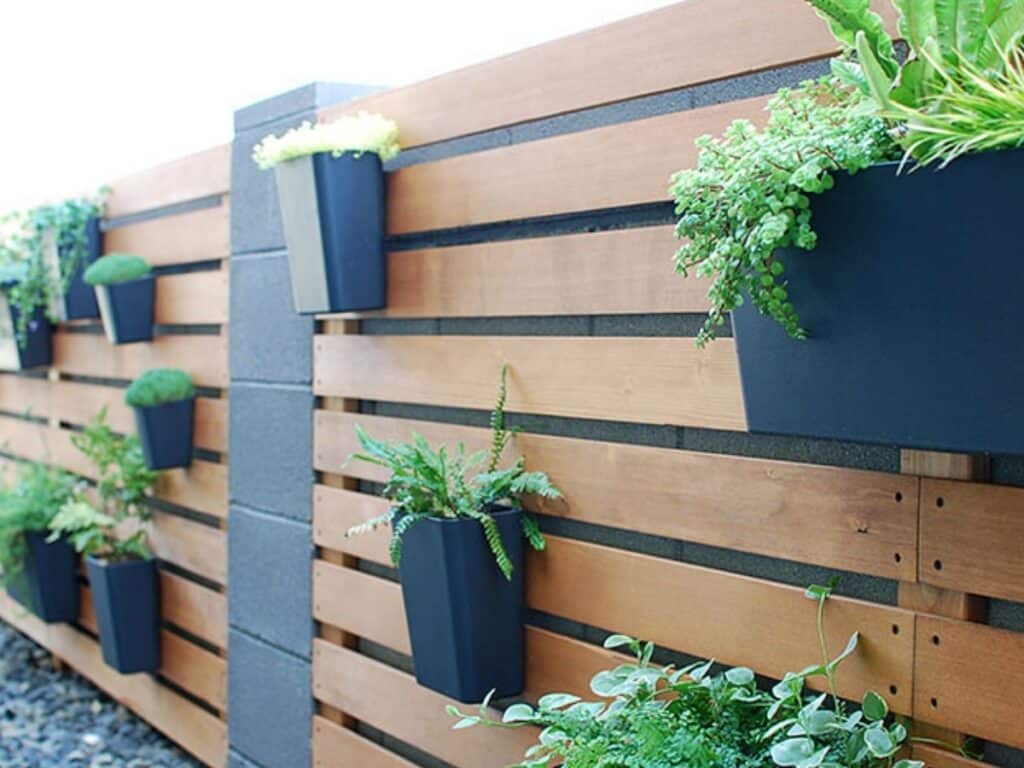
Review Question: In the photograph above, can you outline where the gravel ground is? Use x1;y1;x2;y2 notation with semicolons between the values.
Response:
0;621;200;767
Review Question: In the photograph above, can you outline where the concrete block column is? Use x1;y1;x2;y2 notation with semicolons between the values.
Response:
227;82;377;768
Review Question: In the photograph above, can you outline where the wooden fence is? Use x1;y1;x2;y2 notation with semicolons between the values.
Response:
310;2;1024;767
0;145;231;766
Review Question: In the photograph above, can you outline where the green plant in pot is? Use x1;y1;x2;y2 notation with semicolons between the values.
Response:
0;462;79;623
125;368;196;470
253;112;399;314
48;409;161;673
83;253;154;345
669;0;1024;455
0;212;53;370
345;365;561;702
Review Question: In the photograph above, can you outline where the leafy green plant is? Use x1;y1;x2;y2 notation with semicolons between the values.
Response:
345;366;561;579
450;580;929;768
0;463;77;588
48;409;158;561
83;253;151;286
253;112;401;170
125;368;195;408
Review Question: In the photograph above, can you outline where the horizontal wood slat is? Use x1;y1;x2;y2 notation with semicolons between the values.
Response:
313;640;537;768
313;716;418;768
53;333;228;389
0;592;226;766
78;587;226;710
314;335;746;431
155;270;229;325
328;227;708;319
314;412;918;579
913;745;991;768
914;616;1024;750
160;571;227;648
148;513;227;585
919;479;1024;602
104;205;230;268
106;145;230;218
319;1;896;148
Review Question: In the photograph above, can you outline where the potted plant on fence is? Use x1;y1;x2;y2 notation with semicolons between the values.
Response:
48;409;161;674
345;366;562;703
670;0;1024;455
125;368;195;470
83;253;154;344
34;194;107;321
252;112;399;314
0;212;52;370
0;463;79;623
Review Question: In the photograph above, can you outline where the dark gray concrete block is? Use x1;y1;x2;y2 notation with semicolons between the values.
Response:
229;384;313;521
229;506;313;658
229;253;313;385
228;631;311;768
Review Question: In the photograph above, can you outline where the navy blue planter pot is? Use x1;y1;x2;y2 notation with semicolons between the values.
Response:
397;508;524;702
95;276;154;344
732;148;1024;456
59;216;102;321
274;151;386;314
133;397;195;470
0;300;52;371
5;533;79;624
86;556;160;674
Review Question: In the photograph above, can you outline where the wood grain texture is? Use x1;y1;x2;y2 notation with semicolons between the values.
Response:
314;334;745;431
104;205;230;268
324;227;708;319
53;333;228;388
914;616;1024;750
319;1;896;148
912;745;992;767
147;513;227;585
0;592;226;766
106;146;230;218
314;411;918;579
313;641;537;768
313;716;418;768
159;571;227;648
919;479;1024;602
155;270;229;325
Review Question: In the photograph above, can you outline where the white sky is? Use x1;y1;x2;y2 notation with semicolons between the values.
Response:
0;0;677;212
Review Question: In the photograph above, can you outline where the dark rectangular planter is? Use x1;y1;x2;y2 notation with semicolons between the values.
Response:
95;276;154;344
5;532;79;624
0;300;52;371
274;151;386;314
397;507;524;702
732;148;1024;456
86;556;160;674
133;397;195;469
61;216;102;321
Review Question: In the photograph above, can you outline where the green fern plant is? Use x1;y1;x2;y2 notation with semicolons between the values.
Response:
345;366;561;579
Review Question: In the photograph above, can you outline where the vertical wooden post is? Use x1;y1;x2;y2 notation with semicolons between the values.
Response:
899;449;989;751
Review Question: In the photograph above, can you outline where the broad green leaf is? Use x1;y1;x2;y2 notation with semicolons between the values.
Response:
862;690;889;721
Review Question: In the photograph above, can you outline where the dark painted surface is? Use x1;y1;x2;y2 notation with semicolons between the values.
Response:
133;397;195;470
98;276;155;344
61;216;102;320
4;304;53;370
5;533;79;624
86;557;161;674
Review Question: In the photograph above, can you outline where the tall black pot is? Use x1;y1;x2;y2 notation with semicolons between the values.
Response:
274;151;386;314
95;276;154;344
396;508;524;702
732;148;1024;455
0;300;52;371
133;397;195;470
86;556;161;674
5;532;79;624
59;216;103;321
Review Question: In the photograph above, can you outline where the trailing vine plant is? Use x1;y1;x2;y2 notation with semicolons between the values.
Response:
344;365;560;579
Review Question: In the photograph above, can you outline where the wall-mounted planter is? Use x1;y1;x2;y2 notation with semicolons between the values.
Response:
95;276;154;344
732;148;1024;456
44;216;102;321
86;556;160;674
133;396;195;470
274;152;386;314
0;297;52;371
397;507;524;702
5;533;79;624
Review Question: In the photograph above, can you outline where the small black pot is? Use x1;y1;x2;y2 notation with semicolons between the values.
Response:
59;216;102;321
732;148;1024;455
397;507;524;702
95;276;154;344
0;302;52;371
86;556;160;674
5;532;79;624
133;397;195;469
274;151;386;314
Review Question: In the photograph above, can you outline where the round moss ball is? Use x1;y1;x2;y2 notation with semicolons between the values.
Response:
84;253;152;286
125;368;195;408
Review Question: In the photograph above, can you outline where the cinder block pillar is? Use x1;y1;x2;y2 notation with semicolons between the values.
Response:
227;82;377;768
